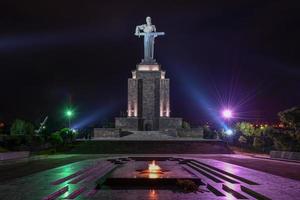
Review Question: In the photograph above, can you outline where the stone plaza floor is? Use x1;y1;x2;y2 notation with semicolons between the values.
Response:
0;154;300;200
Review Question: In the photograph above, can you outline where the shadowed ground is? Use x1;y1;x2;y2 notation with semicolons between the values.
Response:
0;155;106;183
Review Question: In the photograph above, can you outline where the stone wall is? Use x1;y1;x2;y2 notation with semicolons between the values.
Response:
93;128;120;138
115;117;139;131
93;127;204;138
72;140;232;154
177;128;204;138
141;78;157;119
159;117;182;130
136;70;161;79
270;150;300;161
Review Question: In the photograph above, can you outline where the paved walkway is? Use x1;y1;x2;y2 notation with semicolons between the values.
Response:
0;154;108;183
1;154;300;183
0;154;299;199
188;154;300;181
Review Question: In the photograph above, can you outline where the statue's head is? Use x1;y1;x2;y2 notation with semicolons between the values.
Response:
146;16;152;25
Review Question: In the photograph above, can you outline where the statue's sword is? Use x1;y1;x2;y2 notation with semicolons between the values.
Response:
135;32;165;37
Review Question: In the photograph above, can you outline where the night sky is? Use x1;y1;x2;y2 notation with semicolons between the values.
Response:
0;1;299;127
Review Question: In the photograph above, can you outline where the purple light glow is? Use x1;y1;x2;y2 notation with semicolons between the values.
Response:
222;109;233;119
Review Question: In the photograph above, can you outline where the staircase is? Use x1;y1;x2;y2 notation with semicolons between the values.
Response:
121;131;175;140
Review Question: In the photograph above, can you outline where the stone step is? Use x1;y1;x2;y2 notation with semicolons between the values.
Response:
70;140;232;154
122;131;175;140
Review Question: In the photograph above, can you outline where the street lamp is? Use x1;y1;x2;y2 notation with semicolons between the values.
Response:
225;129;233;135
221;108;233;127
221;108;234;140
65;109;74;128
222;109;233;119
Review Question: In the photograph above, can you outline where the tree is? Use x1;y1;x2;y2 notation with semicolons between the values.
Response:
278;107;300;129
235;122;256;137
238;135;247;145
10;119;26;135
49;132;63;147
272;133;292;151
261;127;276;151
25;122;35;136
293;130;300;151
203;125;216;139
10;119;35;135
253;136;265;150
58;128;76;144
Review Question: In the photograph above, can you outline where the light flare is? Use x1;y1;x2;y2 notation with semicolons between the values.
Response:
222;109;233;119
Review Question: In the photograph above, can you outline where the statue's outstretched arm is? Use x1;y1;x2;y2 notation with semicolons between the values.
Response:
135;25;144;36
153;25;156;32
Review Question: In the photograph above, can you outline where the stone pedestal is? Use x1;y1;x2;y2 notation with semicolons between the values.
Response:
115;63;182;131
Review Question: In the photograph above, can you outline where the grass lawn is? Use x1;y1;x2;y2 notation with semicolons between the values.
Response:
0;146;8;153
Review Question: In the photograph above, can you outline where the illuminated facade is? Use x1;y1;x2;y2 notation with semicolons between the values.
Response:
128;64;169;119
115;62;182;131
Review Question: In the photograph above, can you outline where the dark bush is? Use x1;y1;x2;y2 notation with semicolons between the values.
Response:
49;132;63;147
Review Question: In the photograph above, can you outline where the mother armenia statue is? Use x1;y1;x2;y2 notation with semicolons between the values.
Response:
135;16;165;64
